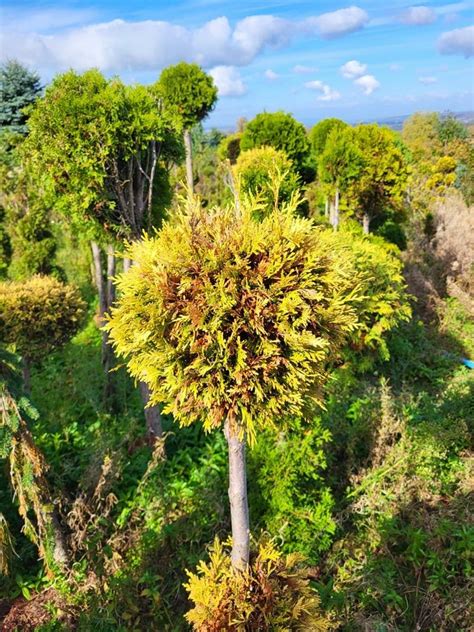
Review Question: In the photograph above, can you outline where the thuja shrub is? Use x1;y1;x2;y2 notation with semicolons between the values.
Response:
233;146;300;214
184;538;329;631
321;228;411;362
0;275;86;363
106;199;362;443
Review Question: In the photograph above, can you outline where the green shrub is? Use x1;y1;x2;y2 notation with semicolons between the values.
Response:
324;228;412;363
249;417;336;560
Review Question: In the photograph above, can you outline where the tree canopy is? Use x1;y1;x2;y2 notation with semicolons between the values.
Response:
23;69;182;240
348;124;409;231
105;199;363;444
158;62;218;130
240;111;310;175
309;118;348;161
233;146;300;213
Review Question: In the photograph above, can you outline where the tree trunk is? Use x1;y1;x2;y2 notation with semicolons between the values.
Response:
51;508;69;567
91;241;106;320
224;420;250;571
333;188;340;231
139;382;163;442
324;197;329;218
362;212;370;234
22;357;31;394
123;257;132;273
183;128;194;193
106;244;116;310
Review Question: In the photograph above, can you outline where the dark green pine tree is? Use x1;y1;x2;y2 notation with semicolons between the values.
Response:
0;60;42;134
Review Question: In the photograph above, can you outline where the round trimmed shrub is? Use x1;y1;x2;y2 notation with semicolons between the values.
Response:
105;199;362;442
0;275;86;363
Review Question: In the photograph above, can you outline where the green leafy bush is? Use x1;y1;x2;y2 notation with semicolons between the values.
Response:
249;417;336;560
240;111;310;175
323;228;412;363
184;537;329;631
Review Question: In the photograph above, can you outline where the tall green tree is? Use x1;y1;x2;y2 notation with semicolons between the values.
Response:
240;111;310;177
349;124;408;233
0;60;41;134
158;63;218;192
24;69;182;437
309;117;348;162
402;112;441;161
318;127;364;230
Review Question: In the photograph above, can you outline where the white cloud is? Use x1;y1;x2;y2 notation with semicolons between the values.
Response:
419;76;438;84
354;74;380;94
0;8;370;73
264;69;279;80
438;25;474;57
209;66;246;96
306;6;369;39
293;64;317;74
340;59;367;78
399;6;437;25
304;80;341;101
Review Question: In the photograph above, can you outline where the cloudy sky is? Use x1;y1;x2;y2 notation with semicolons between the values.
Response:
1;1;473;127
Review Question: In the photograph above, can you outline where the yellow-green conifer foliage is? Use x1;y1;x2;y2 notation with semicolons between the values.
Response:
106;198;361;442
0;276;85;362
184;538;329;631
233;146;301;214
321;229;411;360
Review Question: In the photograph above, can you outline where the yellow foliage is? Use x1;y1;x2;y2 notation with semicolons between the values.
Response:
184;537;330;631
106;197;363;442
0;275;86;361
0;513;13;576
322;229;412;360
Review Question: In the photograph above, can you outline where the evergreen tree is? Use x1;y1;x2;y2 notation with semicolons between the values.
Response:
0;60;41;134
158;63;218;192
240;111;311;178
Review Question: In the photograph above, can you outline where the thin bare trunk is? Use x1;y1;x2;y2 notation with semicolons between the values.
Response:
51;509;69;567
224;420;250;571
22;357;31;394
324;197;329;218
106;245;116;311
139;382;163;442
184;128;194;192
363;212;370;234
333;188;340;231
91;241;106;320
123;257;132;273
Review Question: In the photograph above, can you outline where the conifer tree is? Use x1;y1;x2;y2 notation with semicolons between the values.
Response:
158;63;218;192
0;60;41;134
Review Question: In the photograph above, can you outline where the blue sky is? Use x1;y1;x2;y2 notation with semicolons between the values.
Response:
1;1;473;128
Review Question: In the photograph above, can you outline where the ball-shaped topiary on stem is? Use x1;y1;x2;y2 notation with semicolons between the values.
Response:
106;196;363;570
0;275;86;389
